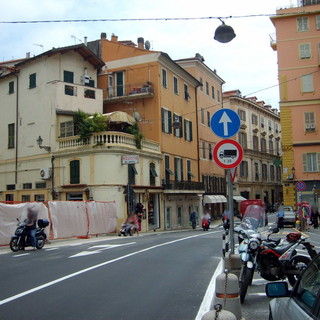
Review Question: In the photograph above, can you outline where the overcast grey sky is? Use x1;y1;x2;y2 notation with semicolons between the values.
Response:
1;0;294;108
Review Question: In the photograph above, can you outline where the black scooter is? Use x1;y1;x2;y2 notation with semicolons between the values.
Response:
10;218;49;252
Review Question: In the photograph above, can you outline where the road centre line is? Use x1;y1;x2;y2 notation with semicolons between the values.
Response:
0;230;221;306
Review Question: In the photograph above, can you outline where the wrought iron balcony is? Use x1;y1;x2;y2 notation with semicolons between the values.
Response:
104;81;154;103
162;180;204;191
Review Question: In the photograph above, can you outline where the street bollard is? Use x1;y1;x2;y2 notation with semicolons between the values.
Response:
201;304;236;320
224;254;241;279
213;270;242;320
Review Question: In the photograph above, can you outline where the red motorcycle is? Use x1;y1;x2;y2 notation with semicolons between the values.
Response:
202;219;210;231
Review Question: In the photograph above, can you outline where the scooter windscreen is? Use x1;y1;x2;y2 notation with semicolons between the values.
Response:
236;204;267;233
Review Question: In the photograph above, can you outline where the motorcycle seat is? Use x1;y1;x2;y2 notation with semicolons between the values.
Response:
265;242;293;255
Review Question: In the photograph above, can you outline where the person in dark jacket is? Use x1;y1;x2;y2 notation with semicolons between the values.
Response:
311;206;319;229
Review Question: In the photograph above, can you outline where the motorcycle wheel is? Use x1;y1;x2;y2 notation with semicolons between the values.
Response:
10;238;20;252
239;263;254;303
36;235;45;250
287;255;311;287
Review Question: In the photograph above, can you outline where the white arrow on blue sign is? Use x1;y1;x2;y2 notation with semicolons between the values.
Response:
210;109;241;138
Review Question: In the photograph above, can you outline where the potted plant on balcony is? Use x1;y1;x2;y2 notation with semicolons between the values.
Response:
128;122;144;149
74;110;107;144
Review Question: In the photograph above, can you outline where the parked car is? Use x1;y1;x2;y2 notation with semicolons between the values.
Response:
266;253;320;320
283;205;296;227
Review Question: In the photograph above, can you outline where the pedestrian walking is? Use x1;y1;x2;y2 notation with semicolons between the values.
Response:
276;206;285;229
190;211;197;229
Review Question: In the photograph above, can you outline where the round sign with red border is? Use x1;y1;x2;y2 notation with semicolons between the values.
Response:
213;139;243;169
295;181;306;191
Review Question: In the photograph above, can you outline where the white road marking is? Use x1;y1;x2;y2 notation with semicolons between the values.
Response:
69;242;136;258
195;257;223;320
0;231;221;306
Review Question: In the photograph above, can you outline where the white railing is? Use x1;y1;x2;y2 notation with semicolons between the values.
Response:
58;131;160;152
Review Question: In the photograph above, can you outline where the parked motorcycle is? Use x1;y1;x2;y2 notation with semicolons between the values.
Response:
237;206;316;303
10;218;49;252
236;205;267;303
118;223;134;236
258;230;316;286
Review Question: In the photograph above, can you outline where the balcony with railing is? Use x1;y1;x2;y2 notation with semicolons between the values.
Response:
58;131;160;153
162;180;204;191
104;81;154;103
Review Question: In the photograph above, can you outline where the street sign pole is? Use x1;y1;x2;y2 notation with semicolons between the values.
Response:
227;169;235;254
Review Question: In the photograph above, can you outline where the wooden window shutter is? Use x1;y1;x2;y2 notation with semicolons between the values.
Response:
302;153;307;172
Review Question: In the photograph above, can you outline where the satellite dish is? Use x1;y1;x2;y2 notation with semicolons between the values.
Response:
133;112;141;122
145;40;151;50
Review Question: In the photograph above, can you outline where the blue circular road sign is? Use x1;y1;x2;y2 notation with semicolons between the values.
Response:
210;109;241;138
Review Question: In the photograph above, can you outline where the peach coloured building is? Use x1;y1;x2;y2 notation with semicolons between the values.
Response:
88;34;204;230
271;1;320;208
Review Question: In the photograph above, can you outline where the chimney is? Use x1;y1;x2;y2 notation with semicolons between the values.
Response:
137;37;144;49
26;52;30;58
101;32;107;40
84;36;87;46
111;34;118;43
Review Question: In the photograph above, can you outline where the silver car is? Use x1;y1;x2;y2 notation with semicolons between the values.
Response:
266;253;320;320
283;205;296;227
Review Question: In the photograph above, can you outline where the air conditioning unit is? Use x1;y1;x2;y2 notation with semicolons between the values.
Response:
40;168;51;180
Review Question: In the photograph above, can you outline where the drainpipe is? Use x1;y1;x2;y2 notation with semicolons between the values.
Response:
14;73;19;184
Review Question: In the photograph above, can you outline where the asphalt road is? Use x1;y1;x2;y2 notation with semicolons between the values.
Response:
0;229;224;320
1;217;320;320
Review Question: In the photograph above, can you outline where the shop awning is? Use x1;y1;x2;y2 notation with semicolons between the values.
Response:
203;195;227;204
233;195;247;202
